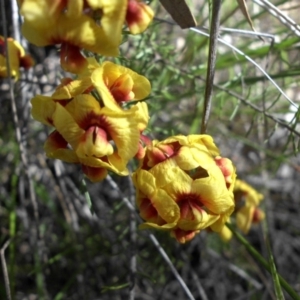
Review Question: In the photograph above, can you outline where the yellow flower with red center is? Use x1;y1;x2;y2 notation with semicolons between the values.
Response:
90;61;151;110
31;91;143;181
234;179;265;234
126;0;154;34
31;59;151;180
19;0;154;74
19;0;127;73
0;36;34;79
133;135;236;243
50;59;151;112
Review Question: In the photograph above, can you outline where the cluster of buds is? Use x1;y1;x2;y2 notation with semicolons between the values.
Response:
0;35;34;79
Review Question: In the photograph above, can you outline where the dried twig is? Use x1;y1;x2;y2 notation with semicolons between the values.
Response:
106;175;196;300
1;239;12;300
201;0;222;134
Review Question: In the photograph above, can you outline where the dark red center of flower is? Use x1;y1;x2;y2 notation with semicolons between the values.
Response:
177;194;203;219
139;198;166;226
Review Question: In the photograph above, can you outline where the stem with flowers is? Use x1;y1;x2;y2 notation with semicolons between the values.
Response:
1;0;299;299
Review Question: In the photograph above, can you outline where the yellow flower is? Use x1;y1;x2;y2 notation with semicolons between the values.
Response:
133;134;236;243
0;36;34;79
141;135;220;183
51;94;140;173
20;0;127;73
44;130;119;182
91;61;151;110
30;59;150;180
126;0;154;34
234;179;264;234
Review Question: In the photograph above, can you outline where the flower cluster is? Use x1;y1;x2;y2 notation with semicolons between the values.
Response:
18;0;154;73
132;135;236;243
0;35;34;79
20;0;262;244
21;0;154;182
31;59;151;182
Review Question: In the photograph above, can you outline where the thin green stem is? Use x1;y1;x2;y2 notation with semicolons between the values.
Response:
226;223;300;300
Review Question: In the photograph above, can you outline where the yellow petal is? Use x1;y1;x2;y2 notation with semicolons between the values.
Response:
31;95;56;126
101;107;140;163
218;224;233;242
134;102;149;131
91;61;151;109
132;169;157;199
178;212;219;231
44;131;80;163
152;189;180;224
52;77;92;100
191;165;235;214
139;222;177;230
52;102;85;149
64;94;102;123
236;205;255;234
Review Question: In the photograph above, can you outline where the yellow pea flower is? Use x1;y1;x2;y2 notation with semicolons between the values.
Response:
0;36;34;79
133;134;236;243
44;130;124;182
234;179;265;234
19;0;127;73
51;94;140;173
126;0;154;34
91;61;151;110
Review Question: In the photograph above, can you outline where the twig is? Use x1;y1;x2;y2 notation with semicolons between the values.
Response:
201;0;222;134
190;27;298;109
128;175;137;300
212;84;300;138
253;0;300;37
207;248;263;290
1;1;49;297
1;239;12;300
106;175;196;300
0;0;39;226
226;223;300;300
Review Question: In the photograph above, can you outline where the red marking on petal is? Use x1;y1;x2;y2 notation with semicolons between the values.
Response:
60;42;87;73
177;194;204;219
252;208;264;223
0;38;6;55
172;228;196;243
82;165;107;182
49;130;68;148
140;198;158;219
215;157;233;177
20;55;34;69
126;0;143;26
